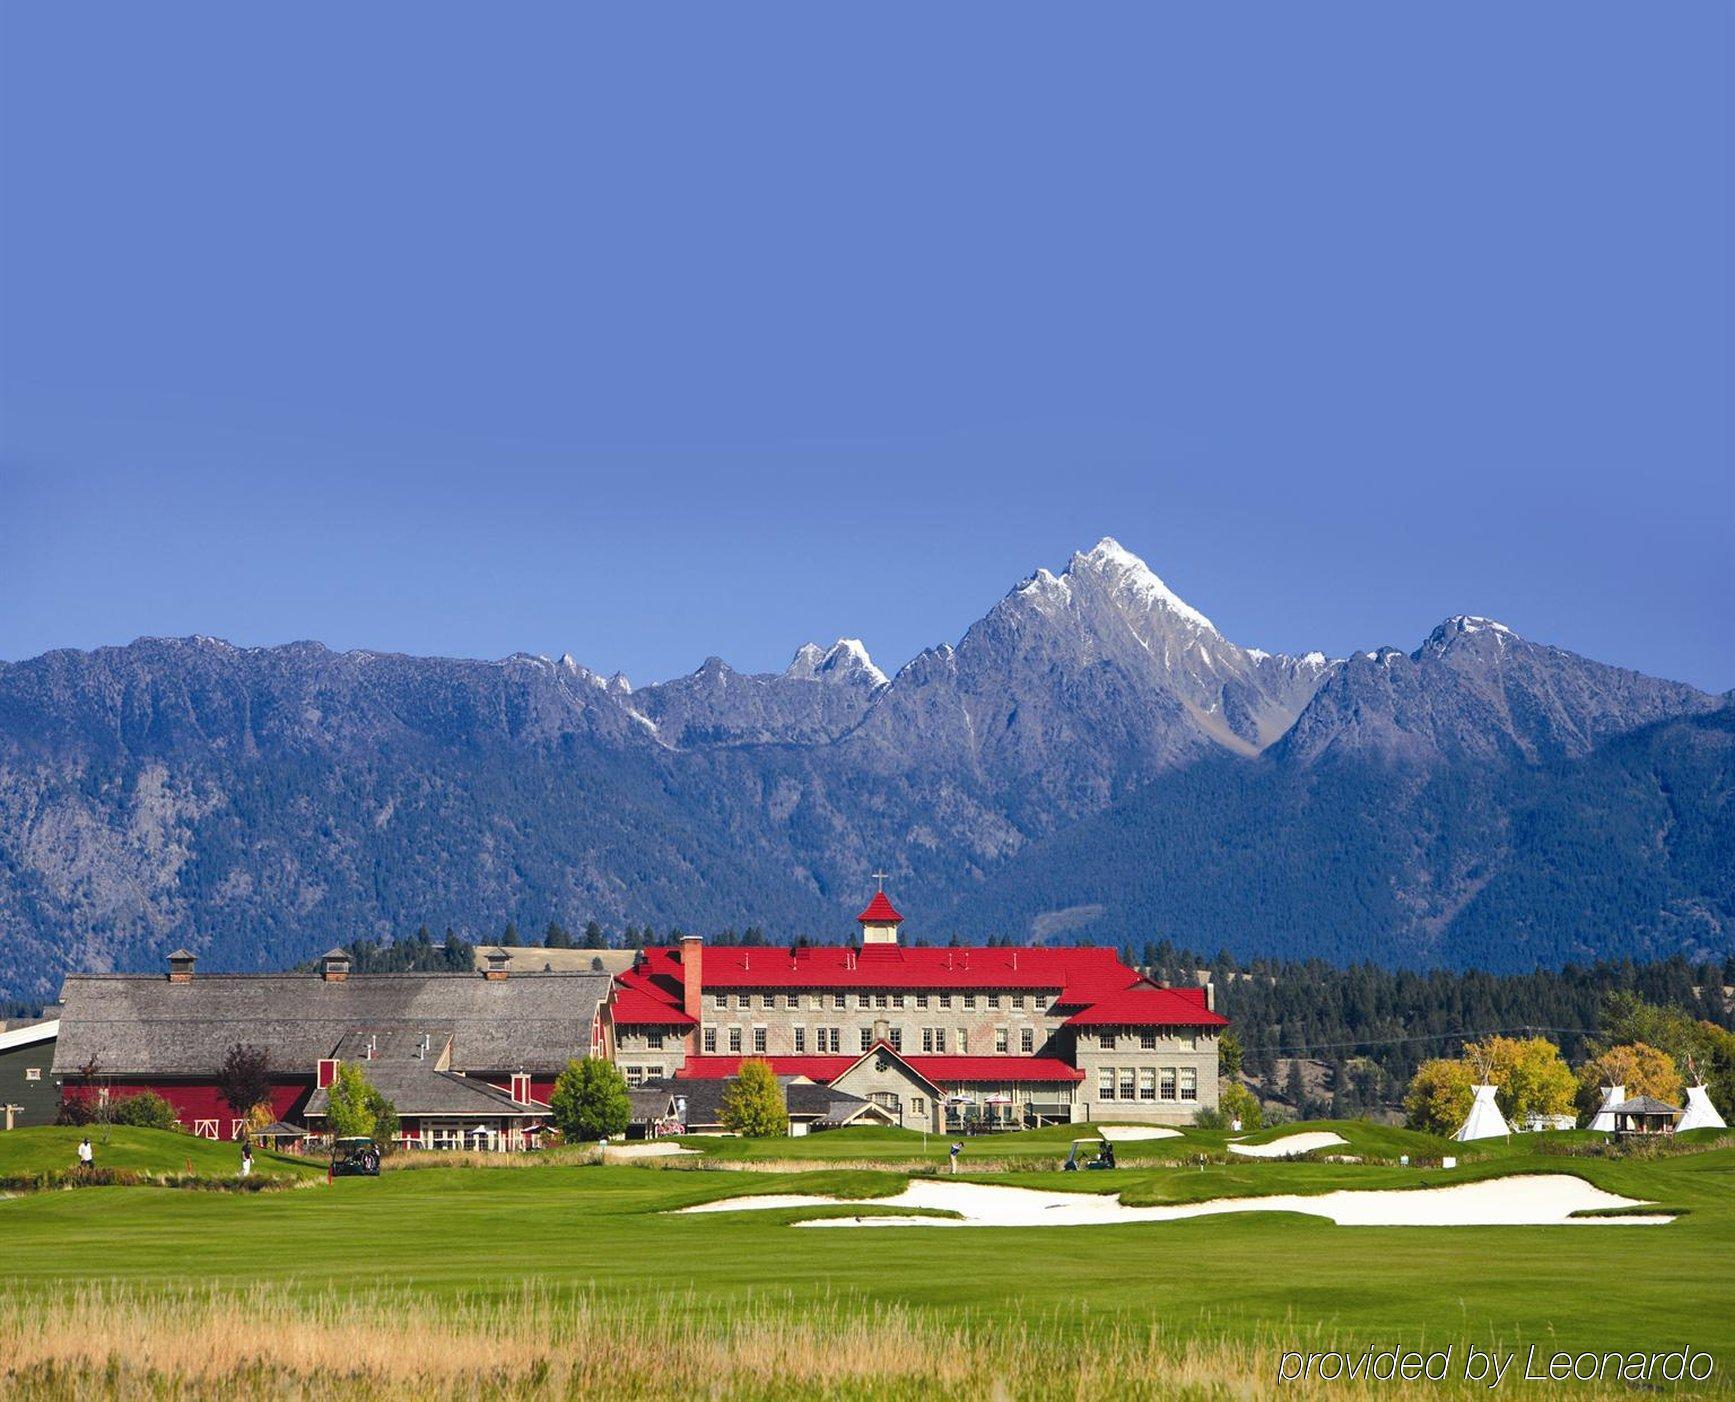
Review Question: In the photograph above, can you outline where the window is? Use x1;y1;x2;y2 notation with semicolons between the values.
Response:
1100;1031;1117;1051
939;995;953;1010
860;1027;874;1052
1118;1069;1136;1101
645;1066;664;1081
1013;994;1026;1010
874;992;888;1009
1098;1069;1116;1100
957;1029;968;1054
736;994;750;1009
1160;1068;1177;1101
1178;1031;1197;1050
794;1026;806;1053
987;994;1000;1009
811;994;824;1010
833;994;847;1009
761;994;775;1009
994;1026;1008;1053
823;1027;842;1053
647;1030;664;1051
910;1096;925;1116
24;1068;42;1081
922;1027;946;1053
728;1028;742;1053
963;995;976;1010
892;994;906;1009
889;1026;903;1051
1021;1027;1035;1054
713;992;727;1008
703;1028;717;1053
1140;1030;1157;1050
753;1027;767;1054
626;1066;645;1086
786;994;799;1009
1180;1069;1198;1102
857;993;871;1009
916;994;930;1010
870;1092;900;1112
1139;1069;1157;1101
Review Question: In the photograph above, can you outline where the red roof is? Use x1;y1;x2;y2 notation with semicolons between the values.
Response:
906;1056;1085;1084
673;1051;1084;1085
1063;986;1228;1029
610;964;696;1027
857;891;904;924
674;1056;856;1081
627;942;1139;993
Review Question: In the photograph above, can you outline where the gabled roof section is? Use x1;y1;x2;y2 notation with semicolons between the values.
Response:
52;971;611;1077
304;1064;546;1119
0;1018;59;1053
610;958;696;1027
1063;985;1228;1029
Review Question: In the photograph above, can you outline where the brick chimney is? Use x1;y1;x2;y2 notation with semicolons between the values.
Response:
483;948;510;982
319;948;352;983
680;933;704;1025
166;949;196;983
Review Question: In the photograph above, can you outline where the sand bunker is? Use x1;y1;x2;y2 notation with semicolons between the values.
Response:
676;1175;1665;1228
1099;1126;1183;1142
1228;1131;1348;1158
604;1142;697;1160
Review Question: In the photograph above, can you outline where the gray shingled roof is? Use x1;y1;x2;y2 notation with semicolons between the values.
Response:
52;971;610;1077
1611;1096;1683;1116
638;1075;879;1129
304;1063;543;1119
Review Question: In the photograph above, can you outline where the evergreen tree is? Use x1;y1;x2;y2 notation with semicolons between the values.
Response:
581;920;607;949
500;922;521;947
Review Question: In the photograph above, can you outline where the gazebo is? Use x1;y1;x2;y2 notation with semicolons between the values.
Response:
252;1121;309;1152
1609;1096;1681;1138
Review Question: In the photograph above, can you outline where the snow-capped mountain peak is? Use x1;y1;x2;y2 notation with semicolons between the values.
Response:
1067;536;1218;633
785;638;887;687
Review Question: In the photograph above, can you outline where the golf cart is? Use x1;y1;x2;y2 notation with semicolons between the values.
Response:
1061;1136;1117;1171
330;1135;382;1177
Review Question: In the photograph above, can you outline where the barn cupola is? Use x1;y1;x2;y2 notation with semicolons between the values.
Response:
857;885;903;946
319;948;353;983
166;949;197;983
483;948;511;981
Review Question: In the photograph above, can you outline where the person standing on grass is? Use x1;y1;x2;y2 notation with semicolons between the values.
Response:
240;1142;253;1177
77;1136;93;1172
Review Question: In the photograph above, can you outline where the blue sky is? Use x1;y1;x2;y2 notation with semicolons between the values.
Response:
2;6;1730;690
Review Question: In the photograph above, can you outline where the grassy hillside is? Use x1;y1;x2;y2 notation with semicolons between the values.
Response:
0;1126;319;1180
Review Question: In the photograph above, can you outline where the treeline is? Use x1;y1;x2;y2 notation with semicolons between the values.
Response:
1135;943;1735;1115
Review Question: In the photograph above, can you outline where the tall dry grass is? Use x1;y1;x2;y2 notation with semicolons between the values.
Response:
0;1281;1667;1400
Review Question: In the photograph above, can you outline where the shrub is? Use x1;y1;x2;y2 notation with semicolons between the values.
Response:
720;1060;788;1137
1220;1082;1264;1130
327;1063;395;1140
1191;1106;1228;1130
1404;1058;1476;1135
549;1057;632;1142
108;1091;180;1130
55;1094;97;1127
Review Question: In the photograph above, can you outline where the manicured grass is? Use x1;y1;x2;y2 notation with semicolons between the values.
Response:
1;1127;1730;1395
0;1126;319;1180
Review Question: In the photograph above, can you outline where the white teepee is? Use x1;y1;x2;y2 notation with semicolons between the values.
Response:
1453;1083;1511;1141
1589;1084;1624;1134
1675;1084;1727;1133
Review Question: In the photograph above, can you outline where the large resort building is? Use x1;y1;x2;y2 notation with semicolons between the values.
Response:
614;892;1225;1130
32;891;1224;1140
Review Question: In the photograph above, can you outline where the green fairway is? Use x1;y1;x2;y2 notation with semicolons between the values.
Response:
1;1126;1729;1396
